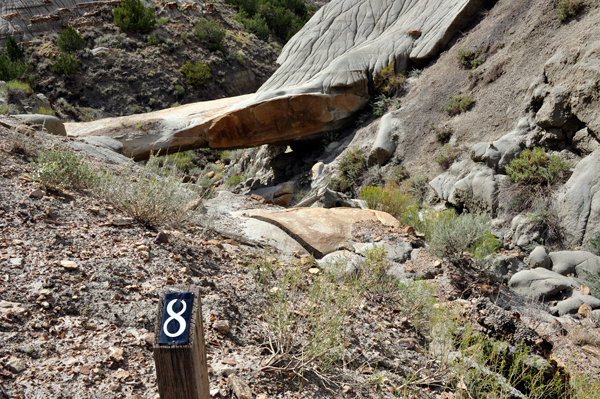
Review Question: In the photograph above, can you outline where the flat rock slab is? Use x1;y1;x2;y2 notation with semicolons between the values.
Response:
241;208;400;258
206;191;308;256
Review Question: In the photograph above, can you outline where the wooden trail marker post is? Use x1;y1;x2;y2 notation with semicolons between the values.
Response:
153;287;209;399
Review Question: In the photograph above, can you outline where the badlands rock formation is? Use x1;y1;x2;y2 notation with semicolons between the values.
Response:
0;0;121;45
65;0;484;159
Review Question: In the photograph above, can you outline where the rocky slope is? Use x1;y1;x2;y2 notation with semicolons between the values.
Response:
2;0;279;119
2;121;599;399
2;0;600;397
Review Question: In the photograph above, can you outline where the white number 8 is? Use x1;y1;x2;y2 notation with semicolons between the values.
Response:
163;299;187;338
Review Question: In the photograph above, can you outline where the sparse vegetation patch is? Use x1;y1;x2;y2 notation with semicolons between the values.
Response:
444;94;473;116
556;0;585;21
329;147;366;193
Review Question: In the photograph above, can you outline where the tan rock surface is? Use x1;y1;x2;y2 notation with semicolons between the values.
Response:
66;92;363;160
241;207;400;257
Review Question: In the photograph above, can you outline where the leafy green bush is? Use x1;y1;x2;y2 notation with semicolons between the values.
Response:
329;147;366;193
51;52;80;75
37;106;55;116
428;212;492;264
180;61;211;87
227;0;309;42
174;84;185;98
557;0;584;21
444;94;473;116
195;18;226;52
6;80;32;98
33;150;98;190
0;54;34;84
112;0;156;34
360;183;412;218
164;151;195;172
505;147;571;186
58;26;86;52
374;62;405;97
226;174;245;187
157;16;169;26
242;15;270;41
6;34;23;61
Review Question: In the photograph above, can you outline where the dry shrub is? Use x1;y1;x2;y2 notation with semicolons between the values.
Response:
359;182;412;218
95;154;210;228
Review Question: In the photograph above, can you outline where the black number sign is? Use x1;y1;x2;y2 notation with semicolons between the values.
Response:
158;292;194;345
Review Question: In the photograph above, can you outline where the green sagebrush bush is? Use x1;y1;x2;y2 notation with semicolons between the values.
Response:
58;26;86;52
374;62;406;97
33;150;98;190
360;183;412;219
557;0;584;21
113;0;156;34
180;61;211;87
444;94;473;116
505;147;570;186
456;48;484;69
428;212;492;264
195;19;226;52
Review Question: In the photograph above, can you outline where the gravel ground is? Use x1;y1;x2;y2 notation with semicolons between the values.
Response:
1;123;599;399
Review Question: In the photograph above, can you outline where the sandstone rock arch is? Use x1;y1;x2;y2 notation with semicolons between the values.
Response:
62;0;485;158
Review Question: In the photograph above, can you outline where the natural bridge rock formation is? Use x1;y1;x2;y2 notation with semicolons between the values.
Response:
65;0;484;158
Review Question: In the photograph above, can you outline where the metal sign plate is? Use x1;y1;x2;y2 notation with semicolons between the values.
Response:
158;292;194;345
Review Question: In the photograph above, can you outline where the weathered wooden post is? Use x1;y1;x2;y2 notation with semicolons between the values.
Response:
153;287;210;399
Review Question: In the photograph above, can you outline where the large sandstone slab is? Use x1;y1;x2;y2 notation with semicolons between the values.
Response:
239;207;400;258
204;191;308;256
66;92;363;160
